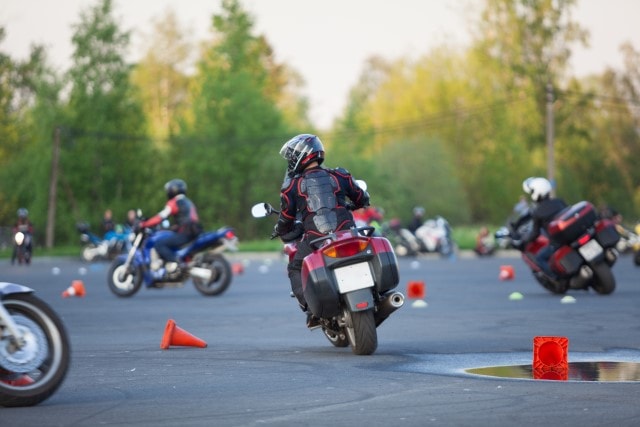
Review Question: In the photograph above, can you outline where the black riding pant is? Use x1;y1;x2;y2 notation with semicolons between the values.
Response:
155;231;192;262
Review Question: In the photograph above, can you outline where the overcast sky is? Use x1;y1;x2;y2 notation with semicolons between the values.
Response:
2;0;639;129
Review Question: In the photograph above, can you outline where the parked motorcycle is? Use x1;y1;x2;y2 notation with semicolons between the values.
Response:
612;223;640;266
496;200;620;295
251;200;404;356
76;222;130;262
0;282;70;407
11;225;32;265
386;216;456;257
107;218;238;297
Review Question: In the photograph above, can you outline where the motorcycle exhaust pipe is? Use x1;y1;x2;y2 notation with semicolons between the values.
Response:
189;267;212;281
375;291;405;327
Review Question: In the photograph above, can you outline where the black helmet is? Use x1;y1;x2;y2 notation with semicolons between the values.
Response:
165;179;187;199
279;134;325;176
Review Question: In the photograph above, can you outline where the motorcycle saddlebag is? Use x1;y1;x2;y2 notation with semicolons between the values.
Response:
369;237;400;294
547;201;597;244
302;253;341;319
595;223;620;248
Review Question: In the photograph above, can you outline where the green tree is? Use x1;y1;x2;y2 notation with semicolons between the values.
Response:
175;0;293;237
131;9;192;146
60;0;152;242
0;28;64;241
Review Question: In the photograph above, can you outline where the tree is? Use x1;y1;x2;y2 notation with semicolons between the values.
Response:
0;27;64;238
131;9;192;146
60;0;152;242
175;0;294;237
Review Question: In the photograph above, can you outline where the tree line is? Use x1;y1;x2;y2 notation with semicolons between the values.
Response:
0;0;638;248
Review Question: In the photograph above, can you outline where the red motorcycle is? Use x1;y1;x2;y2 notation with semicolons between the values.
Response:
251;202;404;355
497;201;620;295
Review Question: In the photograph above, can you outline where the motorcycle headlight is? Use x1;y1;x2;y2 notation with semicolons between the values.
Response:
14;231;25;245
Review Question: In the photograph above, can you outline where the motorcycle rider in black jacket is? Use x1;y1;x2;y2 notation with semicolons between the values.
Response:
512;177;568;278
274;134;370;328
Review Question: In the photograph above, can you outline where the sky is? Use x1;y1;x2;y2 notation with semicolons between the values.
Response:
1;0;639;129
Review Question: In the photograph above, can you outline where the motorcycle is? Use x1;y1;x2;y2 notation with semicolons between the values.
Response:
612;223;640;266
76;222;130;262
11;225;32;265
251;199;404;356
496;200;620;295
386;216;456;257
0;282;71;407
107;218;238;297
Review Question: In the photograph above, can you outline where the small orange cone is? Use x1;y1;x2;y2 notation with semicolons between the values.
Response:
160;319;207;349
62;280;86;298
232;262;244;275
533;336;569;380
407;280;426;299
499;265;515;281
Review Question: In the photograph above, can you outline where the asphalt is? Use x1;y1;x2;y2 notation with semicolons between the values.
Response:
1;251;639;427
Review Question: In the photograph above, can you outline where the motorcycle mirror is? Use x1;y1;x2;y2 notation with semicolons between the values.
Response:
251;203;272;218
356;180;367;191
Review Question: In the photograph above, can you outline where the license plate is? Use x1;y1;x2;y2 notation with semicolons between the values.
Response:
579;238;603;261
333;263;374;293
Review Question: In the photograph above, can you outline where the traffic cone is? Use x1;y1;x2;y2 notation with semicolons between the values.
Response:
406;280;426;300
62;280;86;298
499;265;515;281
232;262;244;275
160;319;207;349
533;336;569;381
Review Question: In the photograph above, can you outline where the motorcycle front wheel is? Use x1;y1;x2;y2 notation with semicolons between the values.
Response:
81;245;96;263
344;309;377;356
0;293;71;407
322;327;349;348
192;254;232;296
107;258;143;297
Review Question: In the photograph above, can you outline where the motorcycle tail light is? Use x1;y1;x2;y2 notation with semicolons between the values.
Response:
322;240;368;258
225;230;236;240
577;233;591;246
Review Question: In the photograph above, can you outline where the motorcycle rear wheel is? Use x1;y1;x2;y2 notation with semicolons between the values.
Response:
192;254;232;296
590;263;616;295
344;309;377;356
0;294;70;407
107;258;143;297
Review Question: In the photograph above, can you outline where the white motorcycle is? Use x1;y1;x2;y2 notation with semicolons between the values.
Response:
389;216;456;257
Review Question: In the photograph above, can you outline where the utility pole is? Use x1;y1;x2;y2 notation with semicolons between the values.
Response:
46;127;61;249
546;82;556;196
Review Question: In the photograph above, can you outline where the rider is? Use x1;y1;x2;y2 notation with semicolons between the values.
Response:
137;179;203;278
12;208;34;264
274;134;370;328
512;177;568;279
408;206;425;233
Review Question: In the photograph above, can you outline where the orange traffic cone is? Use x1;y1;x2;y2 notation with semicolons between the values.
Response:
160;319;207;349
533;336;569;381
62;280;86;298
406;280;426;299
499;265;515;281
232;262;244;275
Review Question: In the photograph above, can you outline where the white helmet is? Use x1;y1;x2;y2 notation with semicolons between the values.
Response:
522;177;552;202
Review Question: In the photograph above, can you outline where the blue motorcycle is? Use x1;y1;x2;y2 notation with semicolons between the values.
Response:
76;222;130;262
107;224;238;297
